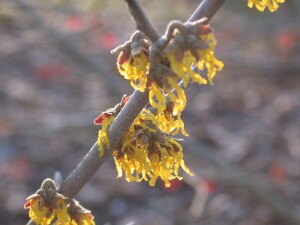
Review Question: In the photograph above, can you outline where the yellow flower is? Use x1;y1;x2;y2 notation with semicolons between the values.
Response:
148;24;223;114
167;51;207;87
117;50;149;91
24;179;70;225
167;31;223;86
97;114;115;157
95;95;131;157
147;137;193;187
247;0;285;12
114;32;150;92
25;198;55;225
113;111;193;187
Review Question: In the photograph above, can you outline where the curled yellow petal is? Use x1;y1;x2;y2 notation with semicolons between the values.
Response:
149;82;167;112
98;115;115;157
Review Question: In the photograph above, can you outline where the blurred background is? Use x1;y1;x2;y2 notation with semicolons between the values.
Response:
1;0;300;224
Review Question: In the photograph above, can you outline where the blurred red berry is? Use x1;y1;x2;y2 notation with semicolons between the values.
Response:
65;15;84;31
269;163;286;183
99;33;117;49
200;179;216;194
273;30;297;54
35;63;69;80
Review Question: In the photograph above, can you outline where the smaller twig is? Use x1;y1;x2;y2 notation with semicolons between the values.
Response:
188;0;225;23
186;175;210;220
124;0;160;43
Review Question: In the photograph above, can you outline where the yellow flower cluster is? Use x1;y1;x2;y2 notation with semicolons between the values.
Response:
149;22;223;114
24;179;95;225
115;20;223;115
167;32;223;86
247;0;285;12
94;95;192;187
113;110;193;187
